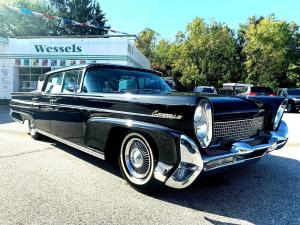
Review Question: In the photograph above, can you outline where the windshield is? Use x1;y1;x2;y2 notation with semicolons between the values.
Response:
287;89;300;95
82;68;172;94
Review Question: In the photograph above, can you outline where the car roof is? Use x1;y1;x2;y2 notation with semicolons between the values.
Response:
45;63;162;76
195;86;215;88
223;83;253;87
250;86;272;88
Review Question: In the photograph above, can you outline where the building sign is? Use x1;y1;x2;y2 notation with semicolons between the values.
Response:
0;68;10;90
0;68;9;84
34;44;82;53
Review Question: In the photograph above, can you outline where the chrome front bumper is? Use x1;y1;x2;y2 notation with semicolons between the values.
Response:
156;121;288;189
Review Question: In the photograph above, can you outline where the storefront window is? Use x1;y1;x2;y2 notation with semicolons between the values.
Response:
19;67;51;92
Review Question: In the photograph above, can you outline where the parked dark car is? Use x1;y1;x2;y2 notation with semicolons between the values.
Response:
243;86;276;96
277;88;300;113
10;64;288;193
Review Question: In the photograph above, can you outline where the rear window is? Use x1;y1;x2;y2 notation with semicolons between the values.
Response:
251;87;273;93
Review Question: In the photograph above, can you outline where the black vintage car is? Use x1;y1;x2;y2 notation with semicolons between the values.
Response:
10;64;288;192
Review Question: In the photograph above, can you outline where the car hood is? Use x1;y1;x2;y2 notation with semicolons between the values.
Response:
163;92;284;122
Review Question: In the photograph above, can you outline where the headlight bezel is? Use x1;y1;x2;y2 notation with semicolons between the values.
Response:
194;99;213;148
273;99;288;130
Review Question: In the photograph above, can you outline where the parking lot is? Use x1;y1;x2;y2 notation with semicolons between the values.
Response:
0;105;299;225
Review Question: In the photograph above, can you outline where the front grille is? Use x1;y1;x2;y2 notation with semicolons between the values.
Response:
212;116;265;145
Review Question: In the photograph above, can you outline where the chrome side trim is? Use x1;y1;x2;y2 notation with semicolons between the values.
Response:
165;135;203;189
36;129;105;160
10;99;156;119
11;117;23;124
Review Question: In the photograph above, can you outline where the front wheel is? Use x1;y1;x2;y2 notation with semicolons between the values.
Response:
28;119;42;140
119;132;159;193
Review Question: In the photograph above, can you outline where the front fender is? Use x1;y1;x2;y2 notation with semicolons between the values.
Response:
84;117;182;166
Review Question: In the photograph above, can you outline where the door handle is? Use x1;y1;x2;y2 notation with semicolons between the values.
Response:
50;99;58;103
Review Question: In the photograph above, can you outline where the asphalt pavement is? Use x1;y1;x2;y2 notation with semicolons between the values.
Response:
0;105;299;225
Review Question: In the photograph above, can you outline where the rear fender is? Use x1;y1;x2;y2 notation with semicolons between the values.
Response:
10;109;33;124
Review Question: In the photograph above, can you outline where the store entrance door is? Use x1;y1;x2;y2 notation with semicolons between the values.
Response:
18;67;51;92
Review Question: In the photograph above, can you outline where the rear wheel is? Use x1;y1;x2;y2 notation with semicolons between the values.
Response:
28;119;41;140
119;132;159;193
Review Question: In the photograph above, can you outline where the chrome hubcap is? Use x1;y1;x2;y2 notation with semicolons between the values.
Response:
130;148;144;168
124;137;151;179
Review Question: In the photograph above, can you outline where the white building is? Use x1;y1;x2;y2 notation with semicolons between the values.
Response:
0;37;150;99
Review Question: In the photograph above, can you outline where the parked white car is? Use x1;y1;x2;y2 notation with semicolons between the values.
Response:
194;86;217;94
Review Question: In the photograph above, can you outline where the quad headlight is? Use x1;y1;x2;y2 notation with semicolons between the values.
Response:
273;99;288;130
194;100;213;148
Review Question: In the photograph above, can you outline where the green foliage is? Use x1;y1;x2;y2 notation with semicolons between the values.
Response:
175;18;243;88
135;28;158;63
137;18;243;89
136;16;300;90
49;0;109;35
242;15;298;89
0;0;109;37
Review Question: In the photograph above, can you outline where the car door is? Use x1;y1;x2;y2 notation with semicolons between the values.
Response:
34;72;64;133
50;69;84;145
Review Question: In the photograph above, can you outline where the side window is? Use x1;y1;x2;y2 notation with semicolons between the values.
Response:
62;70;82;94
82;69;119;93
44;72;64;94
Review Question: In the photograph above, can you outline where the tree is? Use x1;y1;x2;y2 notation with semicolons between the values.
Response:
0;0;109;37
0;0;55;37
135;28;158;63
242;16;298;88
173;18;242;88
49;0;109;35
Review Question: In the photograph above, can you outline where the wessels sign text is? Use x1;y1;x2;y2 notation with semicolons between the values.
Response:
34;44;82;53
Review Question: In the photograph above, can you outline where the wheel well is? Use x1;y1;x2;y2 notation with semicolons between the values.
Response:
104;127;159;162
104;127;129;161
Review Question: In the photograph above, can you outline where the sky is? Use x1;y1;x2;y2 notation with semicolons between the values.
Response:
100;0;300;40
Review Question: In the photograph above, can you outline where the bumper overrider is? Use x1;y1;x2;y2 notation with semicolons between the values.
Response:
154;120;288;189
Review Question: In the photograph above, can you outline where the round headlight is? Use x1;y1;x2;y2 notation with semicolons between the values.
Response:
196;122;208;139
194;100;213;148
273;99;288;130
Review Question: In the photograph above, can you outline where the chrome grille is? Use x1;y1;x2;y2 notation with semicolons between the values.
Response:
212;117;264;145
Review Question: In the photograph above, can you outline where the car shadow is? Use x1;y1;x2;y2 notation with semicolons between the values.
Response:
46;139;122;178
153;154;300;225
40;138;299;225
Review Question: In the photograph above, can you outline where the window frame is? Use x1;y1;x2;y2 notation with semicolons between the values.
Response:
80;67;170;94
42;68;85;95
61;70;83;94
42;71;65;94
